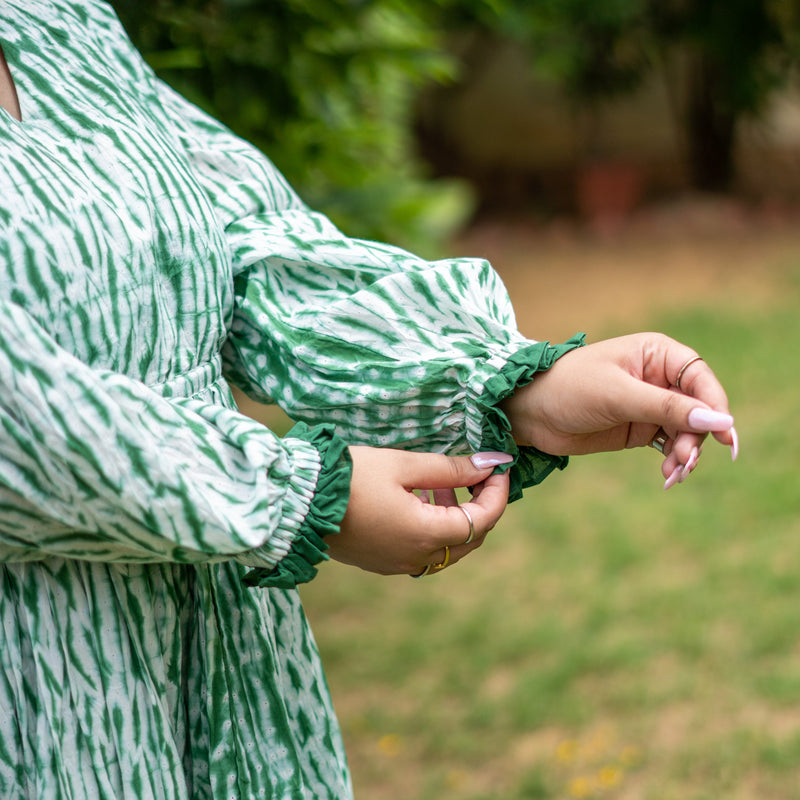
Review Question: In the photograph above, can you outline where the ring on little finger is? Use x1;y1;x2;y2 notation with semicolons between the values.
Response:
410;545;451;579
649;427;669;455
410;563;432;578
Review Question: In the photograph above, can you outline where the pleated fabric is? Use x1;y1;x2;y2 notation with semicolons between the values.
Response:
0;1;574;797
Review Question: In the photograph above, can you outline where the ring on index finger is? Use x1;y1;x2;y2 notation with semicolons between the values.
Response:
649;427;669;455
458;504;475;544
675;355;704;393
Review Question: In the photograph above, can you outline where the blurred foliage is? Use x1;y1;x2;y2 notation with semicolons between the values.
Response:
112;0;800;235
110;0;491;254
488;0;800;189
498;0;650;102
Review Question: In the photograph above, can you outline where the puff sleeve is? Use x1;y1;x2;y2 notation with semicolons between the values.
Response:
151;80;584;501
0;300;351;583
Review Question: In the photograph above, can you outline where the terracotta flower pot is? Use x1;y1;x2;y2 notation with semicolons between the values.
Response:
576;161;645;228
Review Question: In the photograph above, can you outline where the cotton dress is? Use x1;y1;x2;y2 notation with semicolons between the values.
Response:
0;2;581;797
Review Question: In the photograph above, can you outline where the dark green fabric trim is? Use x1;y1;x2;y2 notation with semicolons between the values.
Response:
244;423;352;589
479;334;586;502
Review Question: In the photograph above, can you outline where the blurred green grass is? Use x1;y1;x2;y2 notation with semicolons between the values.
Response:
299;256;800;800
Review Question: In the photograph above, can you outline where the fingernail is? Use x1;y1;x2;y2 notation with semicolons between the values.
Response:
687;408;734;432
470;451;514;469
664;464;682;490
730;426;739;462
680;447;699;482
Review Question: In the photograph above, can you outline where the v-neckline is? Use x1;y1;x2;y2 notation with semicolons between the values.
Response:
0;43;22;121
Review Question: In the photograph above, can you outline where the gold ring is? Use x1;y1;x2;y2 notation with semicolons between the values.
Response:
410;546;451;579
431;546;450;572
649;427;669;454
675;356;704;392
458;504;475;544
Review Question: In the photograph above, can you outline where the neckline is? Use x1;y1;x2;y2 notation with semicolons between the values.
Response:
0;43;22;121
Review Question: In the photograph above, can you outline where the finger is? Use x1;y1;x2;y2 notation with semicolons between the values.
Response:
661;438;702;484
431;487;458;507
431;472;509;549
668;352;730;414
417;471;510;572
458;470;509;540
666;353;737;450
670;430;706;468
649;426;704;467
398;451;512;492
613;374;734;448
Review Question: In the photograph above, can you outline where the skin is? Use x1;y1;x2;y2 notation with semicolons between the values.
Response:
0;47;734;579
501;332;735;472
334;449;510;577
336;333;736;577
0;45;21;121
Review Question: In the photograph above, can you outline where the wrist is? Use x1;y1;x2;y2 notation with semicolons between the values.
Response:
499;378;541;447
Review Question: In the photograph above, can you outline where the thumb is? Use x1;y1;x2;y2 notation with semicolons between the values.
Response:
399;450;513;491
617;375;734;434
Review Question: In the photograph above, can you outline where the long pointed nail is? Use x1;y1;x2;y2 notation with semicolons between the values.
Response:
664;464;683;490
470;452;514;469
687;408;734;432
680;447;699;482
730;426;739;462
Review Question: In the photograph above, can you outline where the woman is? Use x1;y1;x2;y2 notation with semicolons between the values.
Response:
0;1;736;798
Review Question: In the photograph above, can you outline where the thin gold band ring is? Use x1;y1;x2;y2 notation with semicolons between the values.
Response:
676;356;704;392
430;546;450;572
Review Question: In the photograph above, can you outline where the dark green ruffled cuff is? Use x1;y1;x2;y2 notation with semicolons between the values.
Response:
479;333;586;502
243;422;352;589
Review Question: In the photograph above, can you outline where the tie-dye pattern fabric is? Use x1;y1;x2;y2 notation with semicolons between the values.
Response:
0;1;580;797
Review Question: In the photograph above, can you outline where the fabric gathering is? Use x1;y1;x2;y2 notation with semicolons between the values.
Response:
0;2;587;797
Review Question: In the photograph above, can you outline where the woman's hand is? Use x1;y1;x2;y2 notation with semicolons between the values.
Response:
501;333;738;488
329;448;511;576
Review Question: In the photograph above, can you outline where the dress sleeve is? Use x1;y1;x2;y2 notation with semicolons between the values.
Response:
149;80;584;501
224;211;584;500
0;299;351;583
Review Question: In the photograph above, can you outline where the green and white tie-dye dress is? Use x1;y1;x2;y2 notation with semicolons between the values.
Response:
0;1;582;797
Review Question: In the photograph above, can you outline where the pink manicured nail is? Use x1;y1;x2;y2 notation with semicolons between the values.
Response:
687;408;734;432
680;447;699;482
470;452;514;469
730;426;739;462
664;465;683;490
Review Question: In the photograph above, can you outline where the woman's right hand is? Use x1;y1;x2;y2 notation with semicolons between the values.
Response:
328;448;512;576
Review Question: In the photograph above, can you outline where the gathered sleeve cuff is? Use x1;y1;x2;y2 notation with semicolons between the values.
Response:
472;335;585;502
242;423;352;589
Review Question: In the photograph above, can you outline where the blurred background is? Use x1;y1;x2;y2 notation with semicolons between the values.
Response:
113;2;800;798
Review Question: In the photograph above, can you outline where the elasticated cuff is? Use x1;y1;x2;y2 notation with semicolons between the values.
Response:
243;422;352;589
478;333;586;502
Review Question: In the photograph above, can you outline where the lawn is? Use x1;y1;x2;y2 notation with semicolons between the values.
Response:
297;213;800;800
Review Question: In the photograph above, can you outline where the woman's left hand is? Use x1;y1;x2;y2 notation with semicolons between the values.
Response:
330;447;511;576
501;332;738;488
